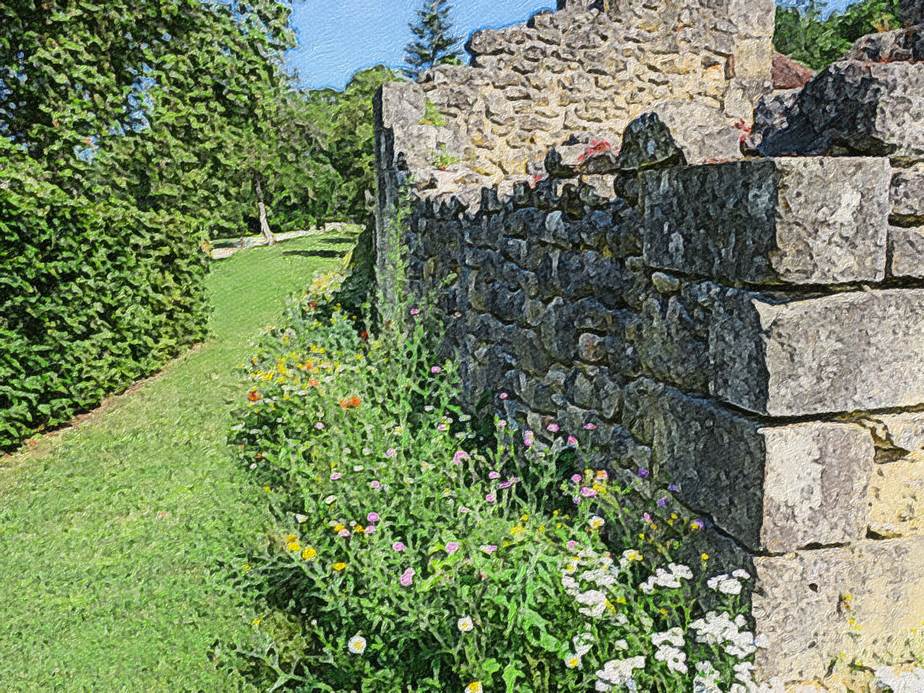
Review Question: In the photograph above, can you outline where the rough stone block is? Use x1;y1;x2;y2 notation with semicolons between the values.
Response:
889;226;924;279
891;167;924;220
642;158;891;285
752;536;924;682
623;380;873;552
756;61;924;162
868;458;924;538
710;288;924;417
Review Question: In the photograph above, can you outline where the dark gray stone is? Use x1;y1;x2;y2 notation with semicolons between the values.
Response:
642;157;891;285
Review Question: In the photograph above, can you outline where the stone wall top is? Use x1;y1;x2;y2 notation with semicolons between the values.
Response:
377;0;775;187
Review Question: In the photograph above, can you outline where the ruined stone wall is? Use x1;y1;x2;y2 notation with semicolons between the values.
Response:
384;0;774;184
375;7;924;687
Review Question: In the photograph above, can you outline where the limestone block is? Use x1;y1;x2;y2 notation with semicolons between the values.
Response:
889;227;924;279
642;158;891;285
862;412;924;455
710;289;924;417
752;536;924;682
623;380;873;552
891;167;924;220
868;459;924;537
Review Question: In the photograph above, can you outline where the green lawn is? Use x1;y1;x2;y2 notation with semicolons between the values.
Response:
0;231;356;691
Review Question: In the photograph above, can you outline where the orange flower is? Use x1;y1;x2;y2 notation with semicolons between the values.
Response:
302;360;315;372
308;378;320;388
247;390;262;402
339;395;362;410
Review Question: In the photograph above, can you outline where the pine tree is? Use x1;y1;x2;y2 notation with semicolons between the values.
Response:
404;0;463;80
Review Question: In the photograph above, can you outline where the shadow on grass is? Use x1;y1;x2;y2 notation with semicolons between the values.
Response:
283;249;345;259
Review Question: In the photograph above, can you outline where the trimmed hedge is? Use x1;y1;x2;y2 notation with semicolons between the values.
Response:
0;151;210;451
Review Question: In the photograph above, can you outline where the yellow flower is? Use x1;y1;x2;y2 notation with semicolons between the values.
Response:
242;562;252;573
286;534;298;543
624;549;643;562
332;562;347;572
565;654;581;669
465;682;483;693
333;523;346;533
615;596;627;605
700;553;710;562
251;616;263;626
520;514;530;522
302;546;318;561
286;541;301;552
510;525;526;537
355;525;365;534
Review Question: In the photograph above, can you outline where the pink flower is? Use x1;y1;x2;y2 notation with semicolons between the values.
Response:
385;448;397;458
498;478;518;490
399;568;415;586
567;435;578;447
566;540;578;552
580;486;597;498
459;506;470;514
370;480;382;490
643;512;652;523
480;544;498;555
497;420;507;430
392;542;406;552
364;525;376;535
330;472;342;481
570;473;582;484
367;512;380;523
488;471;501;480
453;450;470;465
431;366;442;375
499;392;509;401
437;423;448;432
338;529;351;538
445;542;460;555
547;422;560;433
410;307;421;316
314;422;325;430
523;431;535;448
583;423;597;431
485;492;497;504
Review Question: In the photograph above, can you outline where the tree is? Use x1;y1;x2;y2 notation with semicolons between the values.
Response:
774;0;901;70
404;0;463;80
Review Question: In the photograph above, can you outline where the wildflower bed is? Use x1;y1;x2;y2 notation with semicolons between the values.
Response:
228;280;768;692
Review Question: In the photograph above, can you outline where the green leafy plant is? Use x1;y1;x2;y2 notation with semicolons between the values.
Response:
432;144;462;171
226;286;765;691
420;99;449;127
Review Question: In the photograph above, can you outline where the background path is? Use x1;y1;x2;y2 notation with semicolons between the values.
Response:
0;231;356;691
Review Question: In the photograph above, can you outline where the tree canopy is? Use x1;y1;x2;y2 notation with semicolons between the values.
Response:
774;0;902;70
404;0;463;80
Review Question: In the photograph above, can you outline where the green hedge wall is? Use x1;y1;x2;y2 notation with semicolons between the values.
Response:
0;153;210;451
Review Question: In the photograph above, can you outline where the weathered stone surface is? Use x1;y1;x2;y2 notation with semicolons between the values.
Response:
615;112;687;172
889;226;924;279
642;158;891;285
891;167;924;220
624;379;873;552
710;289;924;417
901;0;924;27
868;459;924;537
756;61;924;162
847;25;924;63
752;537;924;681
862;412;924;456
772;52;814;90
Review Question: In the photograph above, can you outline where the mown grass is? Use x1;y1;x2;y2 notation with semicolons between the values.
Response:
0;230;357;691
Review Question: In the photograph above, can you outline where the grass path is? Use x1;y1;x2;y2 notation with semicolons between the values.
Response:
0;232;355;691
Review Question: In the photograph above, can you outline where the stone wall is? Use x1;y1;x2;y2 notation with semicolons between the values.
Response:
379;0;774;184
374;5;924;687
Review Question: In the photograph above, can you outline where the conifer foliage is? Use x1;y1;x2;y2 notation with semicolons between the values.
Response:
404;0;463;80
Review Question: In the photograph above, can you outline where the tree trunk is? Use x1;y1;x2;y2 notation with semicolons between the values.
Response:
254;172;274;245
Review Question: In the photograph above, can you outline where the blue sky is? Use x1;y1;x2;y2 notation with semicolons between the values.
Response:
287;0;857;91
